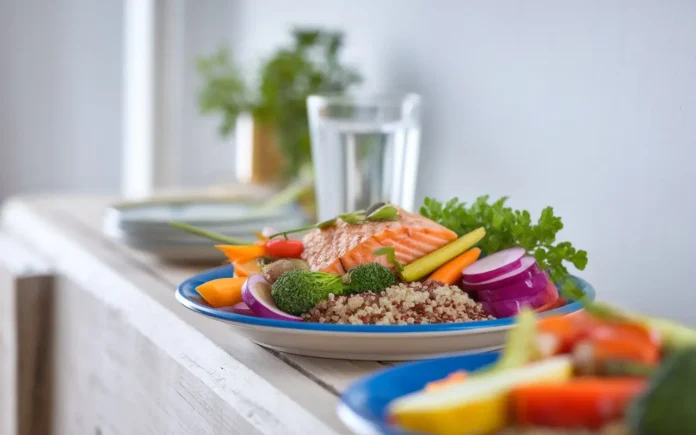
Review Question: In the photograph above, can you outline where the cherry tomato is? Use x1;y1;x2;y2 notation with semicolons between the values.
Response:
265;239;304;259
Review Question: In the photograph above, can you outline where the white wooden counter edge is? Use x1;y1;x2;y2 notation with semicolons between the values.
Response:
1;198;345;435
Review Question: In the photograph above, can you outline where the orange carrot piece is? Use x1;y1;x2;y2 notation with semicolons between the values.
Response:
575;334;661;368
215;243;267;262
573;317;661;368
424;371;467;392
588;320;661;347
537;312;601;354
196;277;246;308
233;258;262;278
512;378;647;429
427;248;482;285
536;312;661;360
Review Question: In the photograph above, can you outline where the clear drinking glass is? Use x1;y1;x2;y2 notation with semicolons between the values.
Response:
307;93;422;221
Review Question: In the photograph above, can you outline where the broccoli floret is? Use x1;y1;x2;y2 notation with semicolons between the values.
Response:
342;263;397;295
271;270;344;315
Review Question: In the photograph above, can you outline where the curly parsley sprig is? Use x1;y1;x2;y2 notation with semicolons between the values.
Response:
420;195;588;297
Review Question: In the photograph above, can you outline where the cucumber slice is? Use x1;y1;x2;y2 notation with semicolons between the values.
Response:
401;227;486;282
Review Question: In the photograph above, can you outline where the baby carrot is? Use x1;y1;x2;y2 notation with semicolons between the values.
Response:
511;378;647;429
427;248;482;285
537;312;601;355
196;277;246;308
215;243;267;262
588;320;661;347
574;334;661;375
233;258;262;278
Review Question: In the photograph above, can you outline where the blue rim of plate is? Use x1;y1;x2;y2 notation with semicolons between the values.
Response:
175;265;596;333
338;352;502;434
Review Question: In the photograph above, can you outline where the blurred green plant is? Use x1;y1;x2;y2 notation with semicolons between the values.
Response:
197;28;362;181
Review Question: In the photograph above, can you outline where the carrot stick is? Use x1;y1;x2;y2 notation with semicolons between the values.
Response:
427;248;481;285
215;243;267;262
233;258;262;278
588;320;661;347
537;312;601;354
196;277;246;308
511;378;647;429
574;334;661;374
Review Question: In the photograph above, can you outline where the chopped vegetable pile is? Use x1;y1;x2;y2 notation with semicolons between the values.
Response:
420;196;588;298
172;196;588;324
387;307;696;434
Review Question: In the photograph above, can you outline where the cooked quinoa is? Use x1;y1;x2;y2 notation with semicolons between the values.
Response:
302;281;495;325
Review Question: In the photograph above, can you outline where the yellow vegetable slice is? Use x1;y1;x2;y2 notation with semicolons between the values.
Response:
401;227;486;282
389;356;572;435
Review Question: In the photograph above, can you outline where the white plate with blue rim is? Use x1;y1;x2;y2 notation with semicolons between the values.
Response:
175;265;596;361
338;352;502;434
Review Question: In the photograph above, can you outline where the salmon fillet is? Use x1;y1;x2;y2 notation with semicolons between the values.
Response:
302;207;457;274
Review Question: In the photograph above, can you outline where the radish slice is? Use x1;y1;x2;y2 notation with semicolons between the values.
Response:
481;280;559;318
242;274;302;322
462;256;542;291
219;302;258;316
461;247;526;283
473;270;550;302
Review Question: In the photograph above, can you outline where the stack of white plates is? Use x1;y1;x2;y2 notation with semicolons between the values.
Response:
103;198;309;262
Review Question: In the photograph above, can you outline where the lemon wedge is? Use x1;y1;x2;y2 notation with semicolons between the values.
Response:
388;356;573;435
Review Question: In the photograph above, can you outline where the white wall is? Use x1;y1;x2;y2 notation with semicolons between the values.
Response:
179;0;239;188
225;0;696;324
0;0;123;198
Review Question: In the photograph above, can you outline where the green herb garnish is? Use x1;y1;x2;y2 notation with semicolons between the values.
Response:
366;204;399;221
339;211;366;224
268;203;400;239
372;246;404;272
316;218;337;229
169;221;253;245
420;195;588;297
267;223;321;239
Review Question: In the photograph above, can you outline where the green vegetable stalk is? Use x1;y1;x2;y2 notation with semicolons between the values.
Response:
471;308;540;379
268;203;401;239
420;195;588;297
491;308;540;372
169;221;252;245
627;348;696;435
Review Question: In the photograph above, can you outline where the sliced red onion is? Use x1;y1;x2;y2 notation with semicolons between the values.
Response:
481;280;559;318
461;247;526;283
242;274;302;322
473;270;550;302
462;256;542;291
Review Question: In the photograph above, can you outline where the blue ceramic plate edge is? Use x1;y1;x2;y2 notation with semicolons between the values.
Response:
175;265;596;334
338;352;502;434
